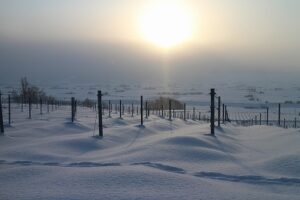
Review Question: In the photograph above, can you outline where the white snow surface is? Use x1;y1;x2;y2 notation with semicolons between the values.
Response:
0;106;300;200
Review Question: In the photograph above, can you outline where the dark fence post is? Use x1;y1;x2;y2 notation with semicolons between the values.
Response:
131;103;134;117
161;105;164;118
29;97;32;119
119;100;122;119
140;96;143;126
192;107;195;121
40;98;42;115
283;118;286;128
8;94;11;125
218;96;221;127
259;113;262;125
183;103;186;121
21;95;24;112
278;103;281;126
169;99;172;121
266;107;269;125
295;117;297;128
0;92;4;134
98;91;103;137
71;97;75;122
108;100;111;118
210;89;216;135
146;101;148;119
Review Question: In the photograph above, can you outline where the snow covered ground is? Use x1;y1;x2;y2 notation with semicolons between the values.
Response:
0;106;300;199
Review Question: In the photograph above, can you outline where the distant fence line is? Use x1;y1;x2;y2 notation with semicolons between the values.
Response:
0;89;299;137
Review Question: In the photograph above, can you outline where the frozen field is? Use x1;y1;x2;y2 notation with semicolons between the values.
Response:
0;105;299;199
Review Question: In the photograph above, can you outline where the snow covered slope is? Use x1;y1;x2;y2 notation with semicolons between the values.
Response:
0;107;299;199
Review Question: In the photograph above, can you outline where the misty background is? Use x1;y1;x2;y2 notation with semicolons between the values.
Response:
0;0;299;87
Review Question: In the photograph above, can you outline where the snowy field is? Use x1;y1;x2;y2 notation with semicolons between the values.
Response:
0;105;300;199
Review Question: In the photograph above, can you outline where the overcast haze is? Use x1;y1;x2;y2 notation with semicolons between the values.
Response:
0;0;299;85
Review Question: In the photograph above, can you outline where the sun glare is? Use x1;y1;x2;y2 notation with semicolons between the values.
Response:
139;2;194;49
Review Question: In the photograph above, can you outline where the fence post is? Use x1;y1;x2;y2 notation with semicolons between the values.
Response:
161;105;164;118
283;118;286;128
119;100;122;119
210;89;216;135
218;96;221;127
21;95;24;112
146;101;148;119
0;92;4;134
71;97;75;122
266;107;269;125
29;97;32;119
40;98;43;115
278;103;281;126
259;113;262;125
108;100;111;118
192;107;195;121
255;115;257;125
131;103;134;117
184;103;186;121
295;117;297;128
47;100;49;113
140;96;143;126
98;91;103;137
169;99;172;121
8;94;11;125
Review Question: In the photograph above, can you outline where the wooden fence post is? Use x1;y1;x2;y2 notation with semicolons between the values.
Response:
108;100;111;118
29;97;32;119
278;103;281;126
146;101;148;119
192;107;195;121
131;103;134;117
140;96;143;126
210;89;216;135
8;94;11;125
259;113;262;125
295;117;297;128
169;99;172;121
98;91;103;137
218;96;221;127
71;97;75;122
184;103;186;121
0;92;4;134
40;98;43;115
266;107;269;125
119;100;122;119
21;95;24;112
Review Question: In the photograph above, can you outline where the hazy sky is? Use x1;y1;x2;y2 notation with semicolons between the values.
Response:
0;0;299;84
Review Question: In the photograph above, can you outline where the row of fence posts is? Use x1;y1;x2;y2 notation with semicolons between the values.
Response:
235;103;297;128
93;89;230;137
0;91;61;134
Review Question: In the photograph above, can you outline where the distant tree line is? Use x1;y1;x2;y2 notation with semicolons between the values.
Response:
11;77;56;103
149;96;184;110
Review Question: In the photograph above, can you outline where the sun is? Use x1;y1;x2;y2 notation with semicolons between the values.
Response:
139;2;194;49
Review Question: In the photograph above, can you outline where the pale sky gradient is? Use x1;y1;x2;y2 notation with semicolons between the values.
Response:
0;0;299;84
